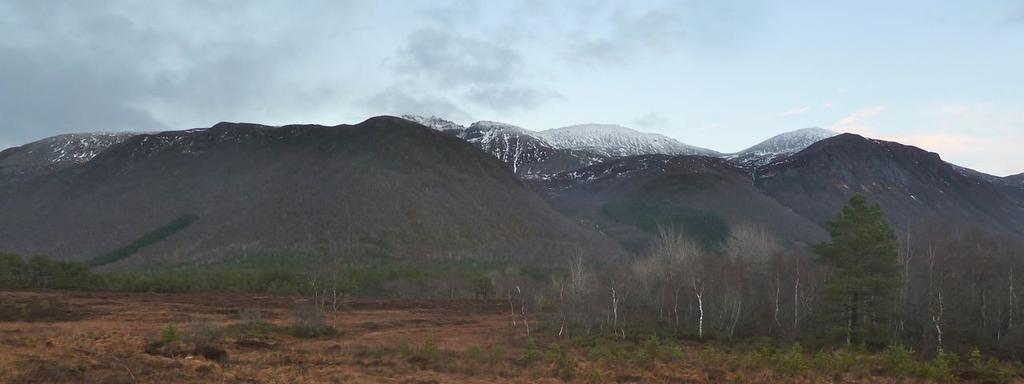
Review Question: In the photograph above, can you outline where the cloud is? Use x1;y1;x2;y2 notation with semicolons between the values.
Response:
778;106;811;117
395;28;522;89
567;9;685;66
0;1;370;146
362;88;470;122
465;86;562;112
389;11;558;114
634;112;668;128
839;103;1024;176
830;106;888;133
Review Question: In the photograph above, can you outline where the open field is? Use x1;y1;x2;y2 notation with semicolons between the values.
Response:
0;290;1018;383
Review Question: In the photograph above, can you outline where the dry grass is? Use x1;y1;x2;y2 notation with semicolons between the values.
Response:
0;291;1018;383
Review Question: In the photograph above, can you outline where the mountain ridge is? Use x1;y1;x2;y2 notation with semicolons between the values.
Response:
0;116;623;268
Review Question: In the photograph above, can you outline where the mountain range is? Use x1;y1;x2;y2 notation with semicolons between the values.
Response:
1;115;1022;269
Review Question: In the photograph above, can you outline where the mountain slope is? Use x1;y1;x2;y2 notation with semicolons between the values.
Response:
755;134;1024;237
542;155;828;251
1004;173;1024;188
729;127;836;168
401;116;607;177
537;124;719;157
0;116;622;268
0;132;136;179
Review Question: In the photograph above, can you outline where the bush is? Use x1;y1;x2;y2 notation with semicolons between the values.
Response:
516;339;542;366
161;323;181;344
966;348;1015;384
776;343;809;376
880;344;916;376
545;342;577;381
285;305;337;338
188;319;222;350
0;253;28;288
918;351;957;382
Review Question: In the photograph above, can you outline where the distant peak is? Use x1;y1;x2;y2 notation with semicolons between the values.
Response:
400;115;465;131
548;124;640;133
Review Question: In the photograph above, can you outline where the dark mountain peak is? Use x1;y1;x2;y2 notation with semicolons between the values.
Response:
729;127;837;168
358;115;423;128
785;133;944;168
0;115;621;267
757;132;1024;237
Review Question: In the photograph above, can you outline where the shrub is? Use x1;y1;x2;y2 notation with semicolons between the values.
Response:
776;343;809;376
545;342;577;382
918;351;957;382
188;319;222;350
161;323;181;344
285;305;337;338
404;339;444;370
880;344;916;376
485;345;507;366
516;339;541;366
967;348;1015;384
0;253;27;288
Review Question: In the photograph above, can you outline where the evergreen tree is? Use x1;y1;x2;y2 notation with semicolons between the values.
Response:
0;253;27;288
817;194;902;347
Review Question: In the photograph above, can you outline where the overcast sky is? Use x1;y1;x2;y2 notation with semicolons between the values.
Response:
2;1;1022;175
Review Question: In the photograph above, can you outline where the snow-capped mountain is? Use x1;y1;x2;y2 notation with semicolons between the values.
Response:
401;116;720;176
536;124;719;157
399;114;464;134
459;121;561;175
728;127;836;168
0;132;136;177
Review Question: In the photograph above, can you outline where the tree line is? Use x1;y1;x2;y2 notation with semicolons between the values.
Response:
2;194;1022;360
491;194;1024;360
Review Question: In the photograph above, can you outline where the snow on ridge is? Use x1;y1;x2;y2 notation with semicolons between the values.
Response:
46;132;138;165
400;115;465;132
730;127;837;167
536;124;717;157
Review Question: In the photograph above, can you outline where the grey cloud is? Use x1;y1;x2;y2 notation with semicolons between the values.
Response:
362;88;471;122
390;13;557;114
395;28;522;89
567;9;685;66
465;87;562;112
0;0;364;146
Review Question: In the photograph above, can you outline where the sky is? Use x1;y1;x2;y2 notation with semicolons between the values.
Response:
1;1;1022;176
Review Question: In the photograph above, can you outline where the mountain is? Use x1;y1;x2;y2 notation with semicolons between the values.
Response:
755;133;1024;237
0;132;136;179
0;116;622;268
728;127;836;168
537;124;720;157
401;116;605;176
1006;173;1024;187
398;114;464;135
541;155;828;251
951;164;1004;184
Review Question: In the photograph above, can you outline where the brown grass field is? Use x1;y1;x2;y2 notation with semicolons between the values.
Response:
0;290;1017;383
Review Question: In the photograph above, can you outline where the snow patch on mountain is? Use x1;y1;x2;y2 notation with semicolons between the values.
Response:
0;132;137;176
400;115;465;133
537;124;719;157
729;127;836;168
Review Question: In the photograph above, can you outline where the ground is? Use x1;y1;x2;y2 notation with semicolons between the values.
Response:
0;291;1012;383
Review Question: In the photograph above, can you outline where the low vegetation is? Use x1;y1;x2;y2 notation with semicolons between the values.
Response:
3;194;1024;382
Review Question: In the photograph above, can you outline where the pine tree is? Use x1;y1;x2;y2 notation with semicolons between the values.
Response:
817;194;902;347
